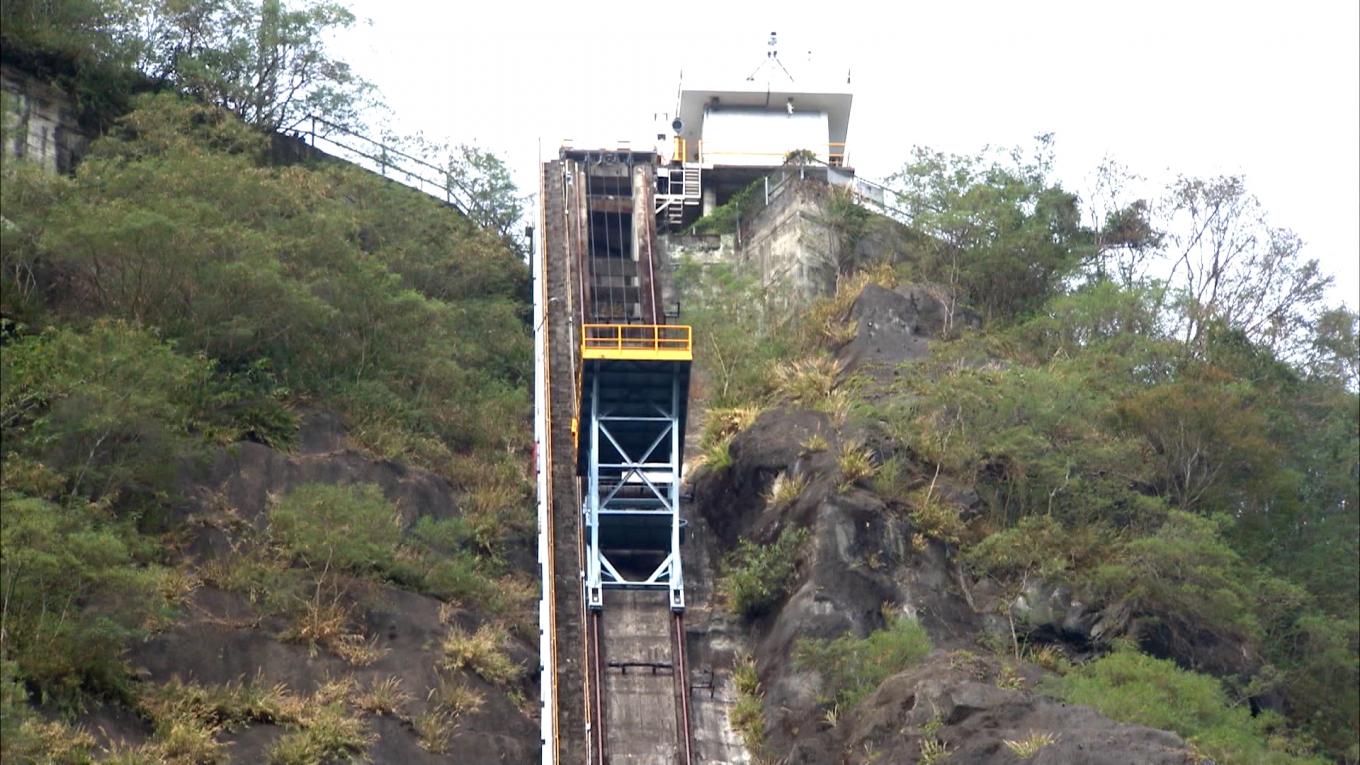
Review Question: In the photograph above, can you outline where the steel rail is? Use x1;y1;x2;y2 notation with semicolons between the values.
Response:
673;612;694;765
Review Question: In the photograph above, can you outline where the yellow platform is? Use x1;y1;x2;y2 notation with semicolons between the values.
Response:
581;324;692;362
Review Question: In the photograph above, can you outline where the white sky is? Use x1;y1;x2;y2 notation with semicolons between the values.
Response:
335;0;1359;309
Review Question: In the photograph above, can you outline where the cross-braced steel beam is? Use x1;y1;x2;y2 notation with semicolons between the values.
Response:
584;369;685;612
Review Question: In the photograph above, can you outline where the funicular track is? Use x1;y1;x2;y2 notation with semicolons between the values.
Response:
587;601;694;764
538;150;694;765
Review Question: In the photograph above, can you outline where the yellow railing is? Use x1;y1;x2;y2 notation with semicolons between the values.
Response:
582;324;692;358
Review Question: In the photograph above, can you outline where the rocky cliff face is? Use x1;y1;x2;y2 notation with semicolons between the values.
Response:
80;413;540;762
687;284;1204;765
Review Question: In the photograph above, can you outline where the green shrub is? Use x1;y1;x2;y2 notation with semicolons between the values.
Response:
721;528;809;619
795;614;932;709
0;321;215;507
0;658;98;763
673;259;792;408
10;94;530;479
965;515;1113;583
269;483;401;575
0;492;170;705
690;178;763;235
422;554;497;606
1090;511;1262;647
1044;649;1328;765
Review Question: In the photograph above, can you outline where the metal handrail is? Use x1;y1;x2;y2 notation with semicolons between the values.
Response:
582;324;692;353
296;115;474;215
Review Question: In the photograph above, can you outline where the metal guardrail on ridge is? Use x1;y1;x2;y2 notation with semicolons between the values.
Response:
295;115;473;215
728;160;914;240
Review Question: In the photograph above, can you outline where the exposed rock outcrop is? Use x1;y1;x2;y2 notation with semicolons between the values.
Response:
84;413;539;761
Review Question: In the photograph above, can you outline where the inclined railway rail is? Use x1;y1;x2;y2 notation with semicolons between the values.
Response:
537;150;695;765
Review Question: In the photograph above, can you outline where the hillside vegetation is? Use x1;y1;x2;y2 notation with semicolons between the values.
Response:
2;2;1357;763
1;8;536;754
681;145;1358;764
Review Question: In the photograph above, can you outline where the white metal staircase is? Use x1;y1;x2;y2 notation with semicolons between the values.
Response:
656;164;702;227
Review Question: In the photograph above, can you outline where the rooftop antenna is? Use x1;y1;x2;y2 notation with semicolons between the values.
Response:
746;31;794;83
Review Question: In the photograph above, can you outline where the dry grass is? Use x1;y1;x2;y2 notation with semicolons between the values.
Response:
413;709;457;753
331;634;387;667
153;716;226;764
465;478;526;552
692;405;766;474
355;676;411;718
1022;644;1069;674
701;406;765;445
281;595;387;667
138;675;373;765
773;355;840;406
824;318;860;347
920;736;952;764
137;675;305;763
764;471;810;507
995;662;1025;690
1003;731;1059;759
837;440;878;489
692;432;735;473
312;678;359;708
13;719;98;762
802;265;898;349
494;574;541;638
440;623;520;686
428;674;485;718
281;597;349;648
268;702;372;765
155;567;202;606
819;387;857;428
801;432;830;452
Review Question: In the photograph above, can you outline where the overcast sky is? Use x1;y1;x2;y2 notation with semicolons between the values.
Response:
335;0;1359;309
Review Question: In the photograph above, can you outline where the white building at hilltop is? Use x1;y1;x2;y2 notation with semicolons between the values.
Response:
651;32;856;225
669;32;853;170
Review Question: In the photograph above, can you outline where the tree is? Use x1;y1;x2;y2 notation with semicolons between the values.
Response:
1302;307;1359;388
889;135;1092;324
1116;370;1278;511
1162;175;1331;359
133;0;373;131
443;143;528;258
1080;158;1164;288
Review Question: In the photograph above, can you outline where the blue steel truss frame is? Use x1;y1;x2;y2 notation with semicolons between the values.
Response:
584;370;685;612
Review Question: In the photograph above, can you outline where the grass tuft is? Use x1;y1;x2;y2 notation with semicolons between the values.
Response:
837;440;878;489
764;471;810;508
356;676;411;718
268;702;371;765
428;674;485;718
773;355;840;406
1003;731;1059;759
413;709;457;754
440;623;520;686
729;654;767;757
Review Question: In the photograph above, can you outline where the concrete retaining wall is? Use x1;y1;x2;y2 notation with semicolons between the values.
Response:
1;64;89;173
